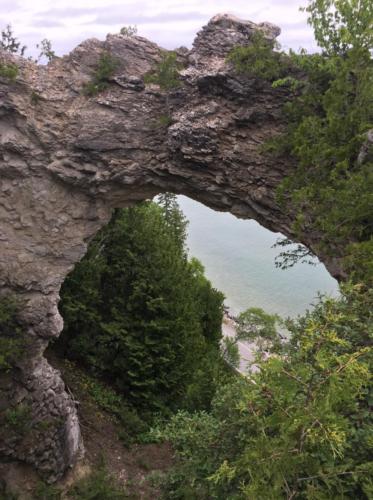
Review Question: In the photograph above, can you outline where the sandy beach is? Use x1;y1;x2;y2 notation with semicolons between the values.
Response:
222;315;258;374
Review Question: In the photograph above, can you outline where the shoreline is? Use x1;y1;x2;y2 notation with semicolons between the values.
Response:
222;313;258;374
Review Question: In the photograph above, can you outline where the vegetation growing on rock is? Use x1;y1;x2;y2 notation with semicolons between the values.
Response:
228;31;286;81
0;24;26;56
0;296;24;372
0;62;18;81
144;51;182;90
82;51;119;96
120;25;138;37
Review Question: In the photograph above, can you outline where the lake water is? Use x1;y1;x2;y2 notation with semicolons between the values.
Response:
178;196;339;319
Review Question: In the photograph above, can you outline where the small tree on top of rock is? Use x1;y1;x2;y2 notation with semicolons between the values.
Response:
120;25;138;37
0;24;26;55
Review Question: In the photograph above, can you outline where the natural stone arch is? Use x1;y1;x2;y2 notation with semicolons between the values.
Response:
0;14;342;481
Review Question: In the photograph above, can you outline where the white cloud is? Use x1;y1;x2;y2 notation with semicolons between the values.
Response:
1;0;317;57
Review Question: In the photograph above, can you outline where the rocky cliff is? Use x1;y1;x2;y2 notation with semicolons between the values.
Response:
0;14;342;481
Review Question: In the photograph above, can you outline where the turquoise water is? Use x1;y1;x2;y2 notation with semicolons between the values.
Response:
178;196;339;319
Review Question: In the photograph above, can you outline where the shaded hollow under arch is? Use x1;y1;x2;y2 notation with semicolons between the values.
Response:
0;14;344;481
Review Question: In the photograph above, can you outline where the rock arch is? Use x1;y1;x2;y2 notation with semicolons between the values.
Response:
0;14;342;481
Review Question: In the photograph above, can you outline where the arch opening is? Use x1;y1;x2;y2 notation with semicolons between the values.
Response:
45;194;339;481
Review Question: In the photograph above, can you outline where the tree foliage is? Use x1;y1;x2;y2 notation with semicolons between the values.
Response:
0;24;55;73
236;307;282;353
149;286;373;499
36;38;56;63
0;24;26;55
229;1;373;281
275;0;373;281
59;197;226;414
228;31;286;81
303;0;373;55
120;25;138;37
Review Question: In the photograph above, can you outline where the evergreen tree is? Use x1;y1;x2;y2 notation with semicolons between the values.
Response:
59;199;225;413
0;25;26;55
150;286;373;499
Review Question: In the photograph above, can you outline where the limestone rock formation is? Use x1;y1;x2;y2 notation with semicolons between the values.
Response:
0;14;341;481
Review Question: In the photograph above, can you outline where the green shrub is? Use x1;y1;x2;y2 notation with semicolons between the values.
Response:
157;114;173;127
144;51;182;90
33;481;61;500
0;62;18;81
68;466;127;499
120;25;137;37
83;52;119;96
152;286;373;499
227;31;286;81
3;403;31;434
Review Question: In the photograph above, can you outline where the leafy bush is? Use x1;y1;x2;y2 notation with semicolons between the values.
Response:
36;38;55;63
83;52;119;96
0;62;18;80
120;25;137;37
265;0;373;282
144;51;182;90
3;404;31;435
68;466;127;499
228;31;286;81
157;114;173;127
33;481;62;500
151;286;373;499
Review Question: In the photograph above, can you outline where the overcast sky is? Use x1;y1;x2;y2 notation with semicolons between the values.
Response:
1;0;318;59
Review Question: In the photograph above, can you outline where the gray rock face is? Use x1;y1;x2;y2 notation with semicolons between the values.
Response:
0;14;343;481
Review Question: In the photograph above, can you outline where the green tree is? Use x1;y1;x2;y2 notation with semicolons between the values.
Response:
59;199;225;414
236;307;282;353
150;286;373;499
0;24;26;55
273;0;373;282
157;193;188;246
303;0;373;55
36;38;55;63
228;31;285;80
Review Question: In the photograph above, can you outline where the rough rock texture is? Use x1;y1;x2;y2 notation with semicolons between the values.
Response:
0;14;342;481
